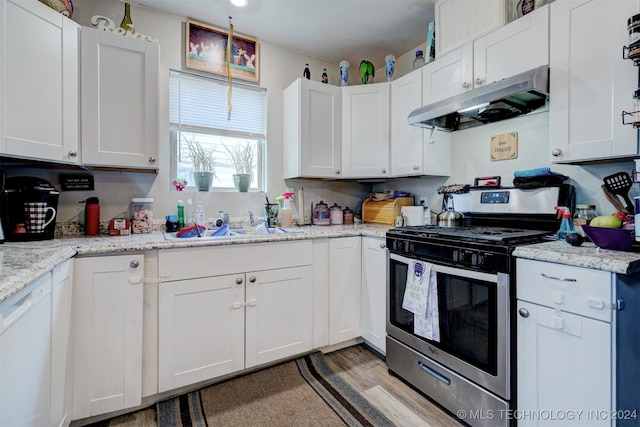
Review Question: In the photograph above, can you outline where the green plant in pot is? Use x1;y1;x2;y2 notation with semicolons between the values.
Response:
224;141;256;192
183;136;216;191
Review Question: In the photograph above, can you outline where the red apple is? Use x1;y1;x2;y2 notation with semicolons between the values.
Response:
612;211;627;222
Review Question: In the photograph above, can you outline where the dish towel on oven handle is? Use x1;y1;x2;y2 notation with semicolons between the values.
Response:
401;260;440;342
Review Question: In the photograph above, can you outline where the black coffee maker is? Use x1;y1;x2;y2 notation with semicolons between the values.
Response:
1;176;60;241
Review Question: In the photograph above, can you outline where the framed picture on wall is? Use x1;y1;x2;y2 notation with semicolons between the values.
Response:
185;18;259;83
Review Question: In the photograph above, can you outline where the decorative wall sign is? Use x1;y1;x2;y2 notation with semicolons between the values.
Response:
185;18;259;83
490;132;518;161
60;174;95;191
90;15;159;43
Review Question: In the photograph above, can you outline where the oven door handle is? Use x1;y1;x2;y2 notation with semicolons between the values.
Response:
389;253;498;283
418;361;451;385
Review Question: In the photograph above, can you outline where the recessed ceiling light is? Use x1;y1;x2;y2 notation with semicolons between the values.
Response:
230;0;248;7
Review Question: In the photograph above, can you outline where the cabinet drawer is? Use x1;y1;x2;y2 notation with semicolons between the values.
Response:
159;240;312;281
516;259;614;322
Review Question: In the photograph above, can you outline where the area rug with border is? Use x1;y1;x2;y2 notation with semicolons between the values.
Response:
156;351;394;427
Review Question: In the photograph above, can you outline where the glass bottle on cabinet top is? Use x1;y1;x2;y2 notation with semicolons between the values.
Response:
120;2;134;33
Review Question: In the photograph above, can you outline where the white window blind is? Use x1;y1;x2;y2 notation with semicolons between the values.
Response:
169;70;266;138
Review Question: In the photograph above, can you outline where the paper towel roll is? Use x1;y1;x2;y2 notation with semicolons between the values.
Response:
401;206;426;226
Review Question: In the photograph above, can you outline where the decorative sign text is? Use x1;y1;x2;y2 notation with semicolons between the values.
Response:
60;174;95;191
490;132;518;161
90;15;159;43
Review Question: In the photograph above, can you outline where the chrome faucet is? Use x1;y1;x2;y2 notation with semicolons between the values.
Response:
219;210;229;225
247;209;255;227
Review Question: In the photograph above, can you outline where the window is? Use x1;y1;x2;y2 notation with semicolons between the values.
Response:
169;70;267;191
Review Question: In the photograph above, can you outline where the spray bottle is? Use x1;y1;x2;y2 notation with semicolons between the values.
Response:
555;206;575;240
281;191;294;228
177;200;185;230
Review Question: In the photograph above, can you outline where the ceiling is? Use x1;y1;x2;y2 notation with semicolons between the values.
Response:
129;0;437;71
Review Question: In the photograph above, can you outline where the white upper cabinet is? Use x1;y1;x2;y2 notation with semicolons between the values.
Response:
424;5;549;106
81;27;159;169
0;0;79;164
550;0;639;163
283;78;342;179
341;83;390;178
435;0;507;57
391;69;424;176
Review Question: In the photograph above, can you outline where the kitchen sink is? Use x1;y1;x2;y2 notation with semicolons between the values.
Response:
163;226;304;241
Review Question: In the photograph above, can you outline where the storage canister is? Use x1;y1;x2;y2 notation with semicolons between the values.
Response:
330;203;343;224
573;204;596;237
130;198;154;233
343;207;354;224
313;201;330;225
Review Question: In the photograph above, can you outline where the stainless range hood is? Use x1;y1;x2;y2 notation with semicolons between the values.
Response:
408;65;549;131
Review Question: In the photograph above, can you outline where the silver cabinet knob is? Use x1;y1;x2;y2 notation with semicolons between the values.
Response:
380;243;386;249
249;276;257;283
148;156;156;163
236;277;243;285
68;150;78;158
518;308;530;318
552;149;562;157
474;78;484;86
381;168;387;174
412;165;420;170
130;260;139;268
462;82;471;89
335;169;341;175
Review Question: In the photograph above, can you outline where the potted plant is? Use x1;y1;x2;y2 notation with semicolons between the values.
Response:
224;142;256;192
183;136;216;191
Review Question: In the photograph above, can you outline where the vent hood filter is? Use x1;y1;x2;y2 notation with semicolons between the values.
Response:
408;65;549;131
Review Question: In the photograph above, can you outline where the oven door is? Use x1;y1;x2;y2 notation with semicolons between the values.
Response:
387;252;511;400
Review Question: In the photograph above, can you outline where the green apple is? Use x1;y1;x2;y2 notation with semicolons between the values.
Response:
590;215;623;228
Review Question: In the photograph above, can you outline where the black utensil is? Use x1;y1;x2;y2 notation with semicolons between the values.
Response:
603;172;635;214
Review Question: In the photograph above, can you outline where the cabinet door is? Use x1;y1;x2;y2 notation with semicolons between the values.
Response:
473;4;548;88
329;237;362;344
342;83;390;178
435;0;506;56
72;255;144;419
517;300;611;426
81;27;159;169
245;266;312;368
158;274;244;392
0;272;52;427
1;0;79;163
51;259;73;427
422;43;473;105
360;237;387;354
391;69;423;177
550;0;639;162
283;78;342;178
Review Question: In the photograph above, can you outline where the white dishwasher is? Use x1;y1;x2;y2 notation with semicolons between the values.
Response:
0;272;52;427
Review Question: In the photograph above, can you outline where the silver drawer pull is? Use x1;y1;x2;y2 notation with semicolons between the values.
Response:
540;273;577;282
418;361;451;385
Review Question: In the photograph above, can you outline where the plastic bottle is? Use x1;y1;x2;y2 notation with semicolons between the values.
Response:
281;192;294;228
556;207;575;240
413;50;425;70
177;200;185;230
195;203;206;227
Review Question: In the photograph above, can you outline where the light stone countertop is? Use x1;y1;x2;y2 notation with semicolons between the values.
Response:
0;223;389;303
514;240;640;275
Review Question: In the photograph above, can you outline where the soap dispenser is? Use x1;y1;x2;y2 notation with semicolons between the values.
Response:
195;203;206;228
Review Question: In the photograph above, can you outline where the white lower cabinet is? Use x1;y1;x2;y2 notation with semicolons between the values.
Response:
72;254;144;420
329;236;362;345
157;241;313;393
51;259;73;427
360;236;387;354
516;259;614;426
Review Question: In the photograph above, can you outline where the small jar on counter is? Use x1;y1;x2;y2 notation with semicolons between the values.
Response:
130;198;154;233
343;207;354;224
330;203;343;224
573;204;597;236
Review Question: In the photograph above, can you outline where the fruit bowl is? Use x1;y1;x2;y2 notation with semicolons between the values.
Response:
582;225;634;251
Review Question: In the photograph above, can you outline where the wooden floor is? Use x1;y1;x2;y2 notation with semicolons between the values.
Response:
89;344;462;427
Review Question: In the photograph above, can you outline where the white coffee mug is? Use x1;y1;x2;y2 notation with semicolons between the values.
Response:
24;202;56;233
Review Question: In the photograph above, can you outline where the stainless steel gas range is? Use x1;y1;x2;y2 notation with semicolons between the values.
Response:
385;185;575;427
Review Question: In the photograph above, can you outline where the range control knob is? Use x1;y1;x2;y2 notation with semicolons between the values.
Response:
471;253;485;266
453;250;465;263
